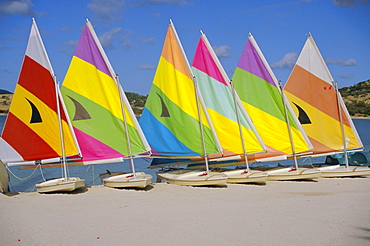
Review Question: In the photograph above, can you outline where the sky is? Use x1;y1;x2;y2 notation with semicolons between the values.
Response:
0;0;369;95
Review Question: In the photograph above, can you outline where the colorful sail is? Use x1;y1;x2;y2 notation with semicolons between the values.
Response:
191;32;265;157
140;22;220;157
0;19;79;164
232;33;312;161
284;34;363;155
61;20;150;163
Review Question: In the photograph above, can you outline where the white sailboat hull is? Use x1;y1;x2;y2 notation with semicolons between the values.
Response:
266;167;321;181
157;170;227;187
101;172;153;188
222;169;268;183
318;165;370;178
0;161;9;193
35;177;85;193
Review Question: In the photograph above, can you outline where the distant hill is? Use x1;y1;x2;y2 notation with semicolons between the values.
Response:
0;89;12;94
339;79;370;117
0;90;147;116
125;92;147;116
0;93;12;114
1;79;369;116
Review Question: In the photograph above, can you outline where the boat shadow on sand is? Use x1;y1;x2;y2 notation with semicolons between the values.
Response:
268;179;319;183
39;186;90;195
0;186;89;196
103;184;155;191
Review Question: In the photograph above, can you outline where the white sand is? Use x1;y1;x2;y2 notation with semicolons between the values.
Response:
1;178;370;246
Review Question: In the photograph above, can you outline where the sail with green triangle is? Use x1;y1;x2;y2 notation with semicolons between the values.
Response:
232;33;313;162
61;20;150;164
191;32;266;158
139;22;221;160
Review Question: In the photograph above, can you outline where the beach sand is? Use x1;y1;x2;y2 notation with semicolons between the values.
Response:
1;178;369;246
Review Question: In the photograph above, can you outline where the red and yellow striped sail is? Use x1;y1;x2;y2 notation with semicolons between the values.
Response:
0;19;79;164
284;35;363;155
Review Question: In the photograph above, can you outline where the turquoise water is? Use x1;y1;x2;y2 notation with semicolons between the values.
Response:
1;115;369;192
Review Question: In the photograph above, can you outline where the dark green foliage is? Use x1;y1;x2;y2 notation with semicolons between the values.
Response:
0;89;12;94
124;92;147;115
339;79;370;117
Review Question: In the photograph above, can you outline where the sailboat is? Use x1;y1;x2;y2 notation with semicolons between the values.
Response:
139;20;227;186
284;33;370;178
61;20;152;188
190;31;268;183
0;19;84;193
0;160;9;193
232;33;320;181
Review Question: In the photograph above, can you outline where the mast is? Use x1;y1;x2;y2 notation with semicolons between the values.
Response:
230;80;250;172
35;17;68;178
279;82;299;170
117;75;136;176
194;77;210;174
334;81;349;168
55;79;68;179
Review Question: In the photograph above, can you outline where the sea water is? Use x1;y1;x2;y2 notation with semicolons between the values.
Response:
1;114;369;193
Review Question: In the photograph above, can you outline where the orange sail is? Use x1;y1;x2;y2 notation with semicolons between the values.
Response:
284;34;363;156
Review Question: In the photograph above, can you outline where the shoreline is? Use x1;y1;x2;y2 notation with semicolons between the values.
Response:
351;116;370;119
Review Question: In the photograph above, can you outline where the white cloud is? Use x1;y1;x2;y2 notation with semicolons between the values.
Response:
135;36;155;43
99;27;122;49
136;64;156;70
339;73;354;79
134;0;194;7
60;27;72;32
0;68;14;74
0;0;40;16
122;37;136;51
119;29;138;51
271;52;298;69
331;0;368;7
150;12;161;18
325;58;357;66
213;45;231;58
88;0;126;22
64;40;78;47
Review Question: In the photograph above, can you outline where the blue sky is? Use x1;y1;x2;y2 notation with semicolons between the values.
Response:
0;0;369;95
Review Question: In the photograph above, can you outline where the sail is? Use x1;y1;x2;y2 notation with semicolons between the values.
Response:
232;33;312;161
61;20;150;163
139;22;220;158
284;35;363;155
191;33;265;157
0;19;79;165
